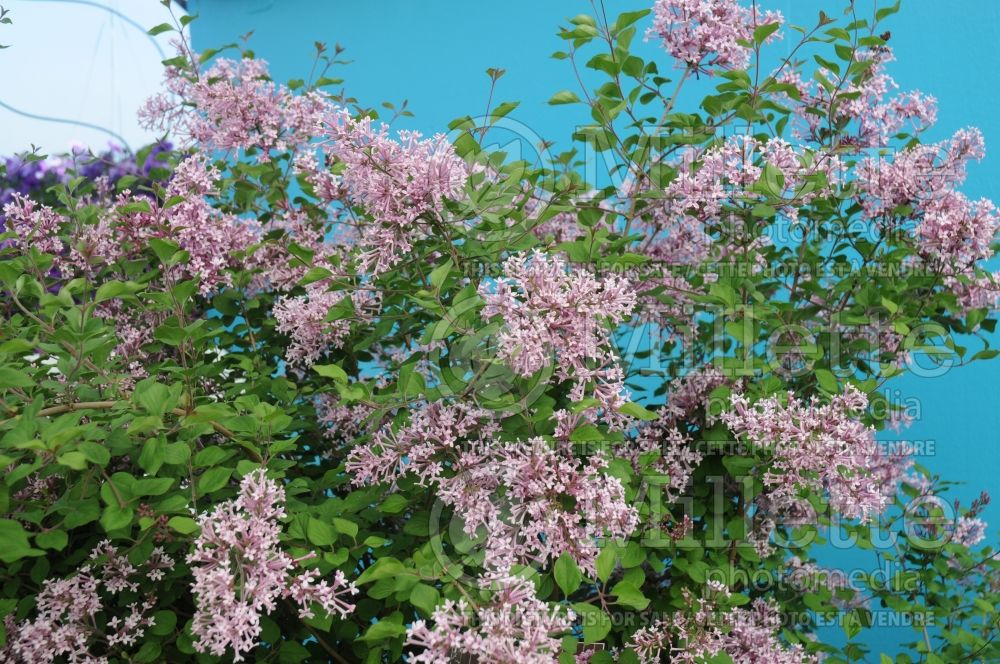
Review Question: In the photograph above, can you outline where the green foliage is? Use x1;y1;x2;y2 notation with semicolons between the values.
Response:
0;1;997;662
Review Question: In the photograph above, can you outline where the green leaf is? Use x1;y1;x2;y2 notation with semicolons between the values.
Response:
148;238;181;264
78;441;111;467
194;445;231;468
198;467;233;494
307;518;336;546
554;552;583;596
299;266;332;286
876;1;901;22
167;516;199;534
133;380;172;416
618;402;659;421
489;101;519;121
151;610;177;636
378;494;408;514
0;367;34;388
613;9;651;33
58;451;88;471
138;438;166;474
429;258;453;290
573;603;611;643
409;583;440;617
753;22;781;45
94;280;142;303
100;505;134;532
595;545;617;582
36;529;68;551
64;498;100;529
147;22;174;36
117;200;152;215
549;90;581;105
570;424;605;443
358;618;407;643
721;456;755;477
313;363;349;382
815;368;838;393
356;558;406;584
611;582;650;610
332;517;358;539
324;296;355;322
134;477;174;496
0;520;43;563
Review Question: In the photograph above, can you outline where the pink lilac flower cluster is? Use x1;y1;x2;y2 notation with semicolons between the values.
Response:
629;582;817;664
405;570;573;664
630;137;842;332
347;403;637;572
619;370;736;533
778;48;937;148
443;438;639;573
2;193;64;257
953;516;988;548
721;385;896;522
659;366;730;425
140;50;327;160
187;469;358;661
273;284;381;367
521;189;613;246
142;47;468;278
856;127;1000;311
315;392;375;447
856;128;985;219
4;157;256;375
951;490;990;548
248;208;357;293
784;556;867;610
345;401;497;488
98;156;257;295
648;0;784;73
8;541;172;664
632;423;701;504
316;110;469;275
159;156;260;293
666;135;843;224
479;251;637;427
904;486;991;549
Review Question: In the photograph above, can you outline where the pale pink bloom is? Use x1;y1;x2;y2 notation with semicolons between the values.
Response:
140;50;326;159
319;111;470;275
348;403;637;572
648;0;783;73
777;48;937;148
631;424;701;503
3;193;64;257
8;541;165;663
722;385;894;521
188;469;357;661
480;251;636;428
406;570;573;664
273;285;381;367
629;585;817;663
953;516;988;547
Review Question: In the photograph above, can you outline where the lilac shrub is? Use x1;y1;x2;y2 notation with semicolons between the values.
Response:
0;2;997;663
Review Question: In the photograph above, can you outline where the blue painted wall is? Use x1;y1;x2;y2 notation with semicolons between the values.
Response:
189;0;1000;653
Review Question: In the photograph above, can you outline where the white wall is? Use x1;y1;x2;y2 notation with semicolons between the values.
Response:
0;0;184;155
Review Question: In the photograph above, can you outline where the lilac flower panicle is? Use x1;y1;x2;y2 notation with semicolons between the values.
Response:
405;571;573;664
187;469;358;661
7;540;172;663
648;0;784;73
